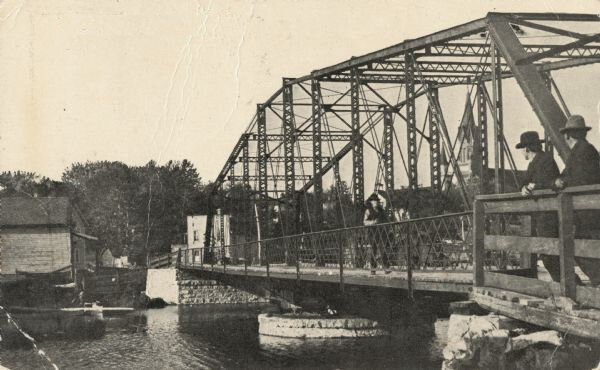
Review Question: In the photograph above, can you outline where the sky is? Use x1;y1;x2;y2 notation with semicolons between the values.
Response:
0;0;599;185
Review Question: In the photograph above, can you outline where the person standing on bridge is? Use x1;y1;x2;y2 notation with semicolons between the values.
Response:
364;193;391;275
517;131;562;282
553;115;600;286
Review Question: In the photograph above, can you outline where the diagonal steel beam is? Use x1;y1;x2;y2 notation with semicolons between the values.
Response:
504;13;600;22
487;15;570;160
517;33;600;65
508;18;588;39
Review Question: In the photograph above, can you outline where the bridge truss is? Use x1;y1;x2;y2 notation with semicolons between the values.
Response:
207;12;600;245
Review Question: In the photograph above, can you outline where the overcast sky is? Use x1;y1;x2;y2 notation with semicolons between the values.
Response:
0;0;599;184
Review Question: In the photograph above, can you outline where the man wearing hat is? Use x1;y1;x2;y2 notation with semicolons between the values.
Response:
364;193;391;275
554;114;600;286
554;115;600;190
517;131;561;281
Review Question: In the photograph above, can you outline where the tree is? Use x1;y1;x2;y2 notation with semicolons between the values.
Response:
62;160;208;265
0;171;68;198
62;161;143;259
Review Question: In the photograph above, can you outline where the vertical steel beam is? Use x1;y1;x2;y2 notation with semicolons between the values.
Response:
383;107;394;193
257;104;268;198
257;104;269;237
295;191;303;234
491;42;505;194
229;166;235;187
311;79;324;230
218;208;225;249
405;53;418;191
242;135;250;190
351;69;364;219
283;78;295;197
476;82;488;194
242;135;250;240
487;15;570;161
428;86;441;192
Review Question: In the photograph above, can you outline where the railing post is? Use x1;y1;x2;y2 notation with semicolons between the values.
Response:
244;244;248;277
176;249;181;268
473;199;485;287
222;244;226;273
266;241;270;278
558;193;576;300
339;234;344;293
296;239;301;282
407;221;413;300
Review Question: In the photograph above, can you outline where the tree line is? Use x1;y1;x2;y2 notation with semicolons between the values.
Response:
0;160;208;264
0;160;467;265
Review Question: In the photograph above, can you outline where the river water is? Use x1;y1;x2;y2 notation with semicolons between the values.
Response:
0;305;448;369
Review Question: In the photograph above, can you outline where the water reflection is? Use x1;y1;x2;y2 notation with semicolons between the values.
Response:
0;304;447;369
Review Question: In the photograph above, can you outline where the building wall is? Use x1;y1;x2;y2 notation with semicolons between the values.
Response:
0;226;71;274
187;215;207;250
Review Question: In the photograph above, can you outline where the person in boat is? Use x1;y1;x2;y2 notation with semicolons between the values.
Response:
363;193;391;275
553;115;600;286
517;131;562;282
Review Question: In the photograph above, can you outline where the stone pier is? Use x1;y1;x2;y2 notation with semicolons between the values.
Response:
176;270;269;305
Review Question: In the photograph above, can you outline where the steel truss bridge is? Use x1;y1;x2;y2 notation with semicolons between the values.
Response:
192;13;600;339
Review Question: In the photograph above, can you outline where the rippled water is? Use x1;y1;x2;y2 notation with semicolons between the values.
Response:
0;305;448;369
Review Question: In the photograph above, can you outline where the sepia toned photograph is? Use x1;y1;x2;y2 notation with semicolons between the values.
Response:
0;1;599;369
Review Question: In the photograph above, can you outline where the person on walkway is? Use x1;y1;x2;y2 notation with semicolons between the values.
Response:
517;131;561;281
553;115;600;286
364;193;391;275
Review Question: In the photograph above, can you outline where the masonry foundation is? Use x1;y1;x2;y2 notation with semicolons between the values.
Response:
176;270;269;305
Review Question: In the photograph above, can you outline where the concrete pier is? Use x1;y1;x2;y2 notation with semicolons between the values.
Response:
258;313;387;338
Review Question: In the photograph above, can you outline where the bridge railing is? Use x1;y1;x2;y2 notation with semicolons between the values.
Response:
148;251;179;269
177;210;528;276
474;184;600;309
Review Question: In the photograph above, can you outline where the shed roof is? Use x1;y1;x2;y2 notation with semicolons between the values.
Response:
0;197;71;227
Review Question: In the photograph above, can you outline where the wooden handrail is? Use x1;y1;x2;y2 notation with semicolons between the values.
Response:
473;185;600;307
476;185;600;214
476;184;600;201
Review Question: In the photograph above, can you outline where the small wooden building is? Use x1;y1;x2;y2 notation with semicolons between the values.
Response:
0;197;98;275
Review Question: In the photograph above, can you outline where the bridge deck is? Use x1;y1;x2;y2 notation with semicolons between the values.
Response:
182;262;600;339
183;263;473;294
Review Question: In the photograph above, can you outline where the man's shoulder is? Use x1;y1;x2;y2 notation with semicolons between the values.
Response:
538;151;558;164
573;140;600;159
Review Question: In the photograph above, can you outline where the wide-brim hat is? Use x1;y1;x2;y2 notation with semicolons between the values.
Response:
366;193;380;202
560;115;591;133
515;131;544;149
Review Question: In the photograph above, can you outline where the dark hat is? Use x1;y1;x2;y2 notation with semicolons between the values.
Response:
515;131;543;149
366;193;380;202
560;115;591;133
